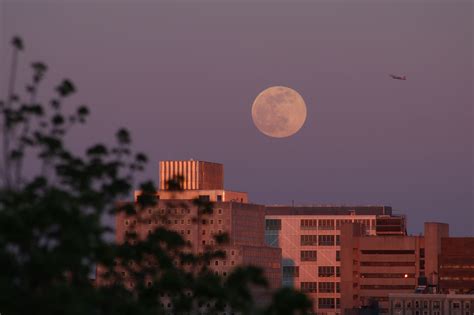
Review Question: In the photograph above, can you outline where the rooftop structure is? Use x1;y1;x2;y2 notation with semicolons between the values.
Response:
159;160;223;190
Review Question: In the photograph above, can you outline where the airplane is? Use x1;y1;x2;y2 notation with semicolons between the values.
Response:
390;74;407;80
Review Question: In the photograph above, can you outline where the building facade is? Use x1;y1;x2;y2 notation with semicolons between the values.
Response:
439;238;474;294
389;293;474;315
97;160;282;312
340;222;449;315
264;205;406;315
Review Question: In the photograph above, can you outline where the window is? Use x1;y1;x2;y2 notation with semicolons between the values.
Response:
198;195;210;202
361;250;415;255
336;266;340;277
420;259;425;270
361;261;415;266
319;219;334;230
336;235;340;245
336;251;341;261
300;219;318;229
218;209;222;215
318;266;335;277
301;251;317;261
300;282;317;293
336;282;340;293
125;220;129;226
318;298;335;309
318;235;335;246
283;266;299;277
217;195;222;201
266;219;282;230
301;235;317;246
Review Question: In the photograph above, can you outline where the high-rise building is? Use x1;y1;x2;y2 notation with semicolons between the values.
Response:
264;205;406;315
340;222;449;315
96;160;281;311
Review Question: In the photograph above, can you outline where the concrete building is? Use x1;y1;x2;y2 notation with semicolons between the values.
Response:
264;205;406;315
97;160;281;311
389;293;474;315
340;222;449;315
439;238;474;294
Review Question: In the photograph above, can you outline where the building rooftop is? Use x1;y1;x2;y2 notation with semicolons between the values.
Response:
265;205;392;216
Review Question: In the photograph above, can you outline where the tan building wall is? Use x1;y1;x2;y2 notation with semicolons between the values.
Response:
265;206;398;315
106;200;281;291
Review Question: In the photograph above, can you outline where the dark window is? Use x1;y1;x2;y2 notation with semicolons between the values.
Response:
266;219;282;230
301;235;318;246
336;235;341;245
198;195;210;202
301;250;317;261
360;285;414;290
300;219;318;229
336;251;341;262
336;266;340;277
360;261;415;266
420;259;425;270
336;282;340;293
318;219;335;230
283;266;299;277
300;282;317;293
318;298;335;309
361;250;415;255
217;195;222;202
360;273;415;278
318;266;335;277
420;248;425;258
318;235;335;246
319;282;335;293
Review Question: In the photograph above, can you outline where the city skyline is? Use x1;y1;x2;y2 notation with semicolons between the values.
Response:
1;1;472;236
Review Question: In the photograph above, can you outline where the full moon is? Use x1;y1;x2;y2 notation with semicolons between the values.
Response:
251;86;307;138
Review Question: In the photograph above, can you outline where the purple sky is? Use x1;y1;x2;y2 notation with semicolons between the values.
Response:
1;1;472;235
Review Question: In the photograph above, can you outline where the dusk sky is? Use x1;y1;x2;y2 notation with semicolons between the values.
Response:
1;1;472;235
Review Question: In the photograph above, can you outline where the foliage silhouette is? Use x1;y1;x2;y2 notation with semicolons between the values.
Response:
0;36;312;315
